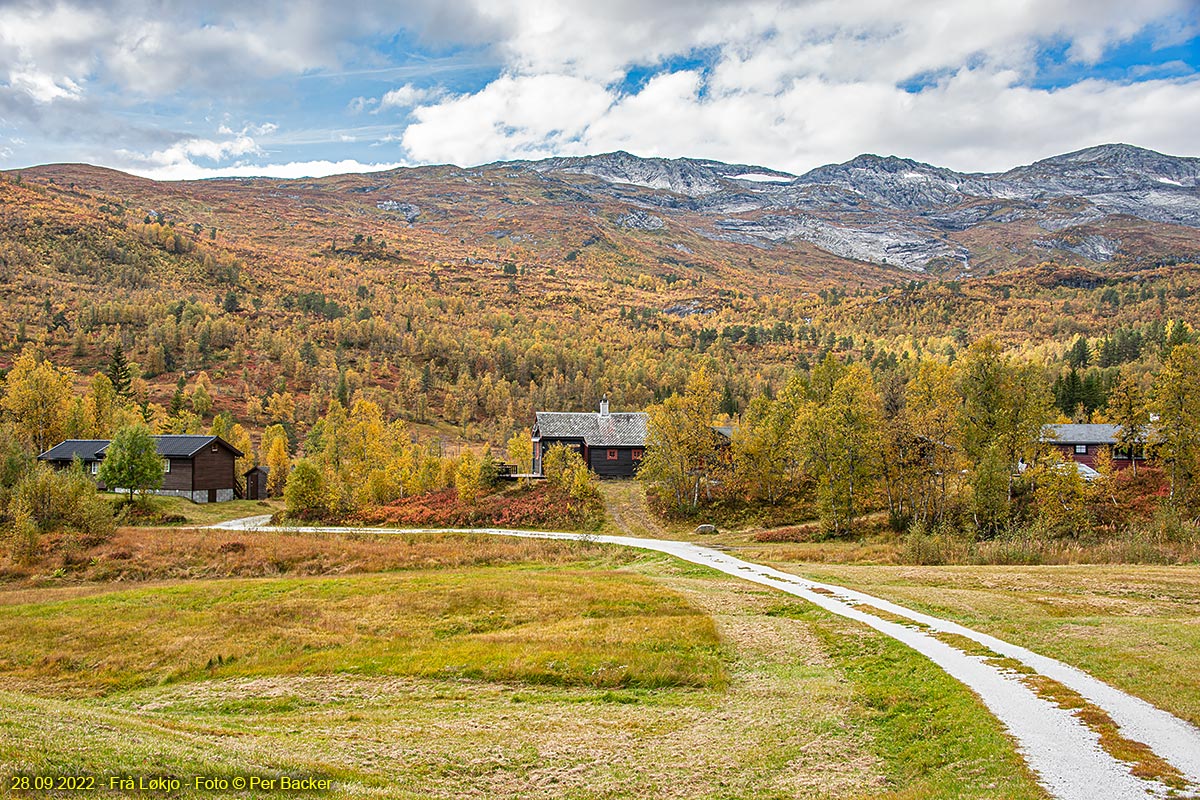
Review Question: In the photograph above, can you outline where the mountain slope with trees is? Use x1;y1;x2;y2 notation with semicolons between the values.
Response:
0;147;1199;557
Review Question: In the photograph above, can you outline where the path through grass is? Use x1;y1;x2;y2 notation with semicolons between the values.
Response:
791;563;1200;728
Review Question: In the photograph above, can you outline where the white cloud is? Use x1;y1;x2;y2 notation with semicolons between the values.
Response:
470;0;1193;84
402;73;615;164
377;84;436;110
2;1;1199;175
114;133;264;178
390;0;1200;172
400;63;1200;174
125;158;407;181
7;69;83;103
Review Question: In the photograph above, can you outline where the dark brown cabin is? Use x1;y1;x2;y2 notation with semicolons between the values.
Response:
39;435;244;503
1041;423;1145;470
532;397;647;478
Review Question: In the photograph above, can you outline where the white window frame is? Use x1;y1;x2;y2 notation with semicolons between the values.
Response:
1074;444;1088;455
90;461;98;475
163;458;171;473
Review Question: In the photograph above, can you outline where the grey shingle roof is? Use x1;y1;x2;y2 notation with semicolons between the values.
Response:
1042;423;1122;445
38;440;109;461
535;411;648;447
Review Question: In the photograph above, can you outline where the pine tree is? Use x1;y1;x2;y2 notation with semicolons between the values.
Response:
107;344;132;397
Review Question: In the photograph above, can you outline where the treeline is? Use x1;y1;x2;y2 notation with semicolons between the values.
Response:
640;339;1200;539
8;188;1199;451
0;345;602;554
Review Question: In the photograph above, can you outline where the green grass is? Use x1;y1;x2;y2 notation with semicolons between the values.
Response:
768;602;1047;800
0;566;724;697
102;493;282;527
791;563;1200;728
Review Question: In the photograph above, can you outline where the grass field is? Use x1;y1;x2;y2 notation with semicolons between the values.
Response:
787;563;1200;728
0;526;1049;799
102;493;284;527
0;567;727;697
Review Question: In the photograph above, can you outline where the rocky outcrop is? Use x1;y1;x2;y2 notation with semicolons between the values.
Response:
1033;234;1122;262
376;200;420;222
616;210;665;230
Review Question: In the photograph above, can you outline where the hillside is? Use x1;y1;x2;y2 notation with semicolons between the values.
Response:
1;145;1199;450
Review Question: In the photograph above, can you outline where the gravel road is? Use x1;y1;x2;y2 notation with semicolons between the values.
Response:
212;517;1200;800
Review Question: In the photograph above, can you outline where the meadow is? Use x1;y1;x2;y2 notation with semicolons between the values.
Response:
0;526;1049;799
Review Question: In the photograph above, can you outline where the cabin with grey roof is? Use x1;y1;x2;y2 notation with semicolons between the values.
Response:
1041;423;1146;469
533;396;648;478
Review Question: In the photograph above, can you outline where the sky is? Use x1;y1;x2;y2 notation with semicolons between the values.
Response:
1;0;1198;180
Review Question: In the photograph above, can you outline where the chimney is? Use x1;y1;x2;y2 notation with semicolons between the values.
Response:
599;394;610;416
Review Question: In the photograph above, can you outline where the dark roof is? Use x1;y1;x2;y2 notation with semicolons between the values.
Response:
1042;423;1121;445
39;435;243;462
244;465;270;476
38;440;109;461
151;435;243;458
534;411;648;447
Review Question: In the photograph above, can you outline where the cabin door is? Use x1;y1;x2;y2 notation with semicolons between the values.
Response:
208;488;218;503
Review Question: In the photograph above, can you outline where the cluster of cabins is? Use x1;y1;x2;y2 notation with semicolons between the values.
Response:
35;403;1145;503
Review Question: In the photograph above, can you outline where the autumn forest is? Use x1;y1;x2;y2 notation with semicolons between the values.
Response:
1;160;1199;560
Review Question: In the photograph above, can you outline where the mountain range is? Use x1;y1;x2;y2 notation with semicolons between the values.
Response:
10;143;1200;285
515;143;1200;272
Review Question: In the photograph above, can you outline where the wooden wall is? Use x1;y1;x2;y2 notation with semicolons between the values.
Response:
192;444;237;491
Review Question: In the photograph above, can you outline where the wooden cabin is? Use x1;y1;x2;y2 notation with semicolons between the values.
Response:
39;435;244;503
533;397;648;478
1042;423;1145;470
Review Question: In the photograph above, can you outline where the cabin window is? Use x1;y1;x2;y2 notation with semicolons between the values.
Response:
163;458;171;473
90;461;98;475
607;449;618;461
1074;444;1088;455
211;444;219;452
632;449;643;461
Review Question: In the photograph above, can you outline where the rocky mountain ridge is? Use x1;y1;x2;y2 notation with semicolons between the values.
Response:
517;143;1200;272
14;144;1200;280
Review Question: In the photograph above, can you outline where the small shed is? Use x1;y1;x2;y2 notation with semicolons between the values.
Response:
244;466;270;500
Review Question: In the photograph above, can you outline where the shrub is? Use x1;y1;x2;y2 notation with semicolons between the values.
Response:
284;459;331;520
4;463;115;561
353;484;600;531
542;444;598;502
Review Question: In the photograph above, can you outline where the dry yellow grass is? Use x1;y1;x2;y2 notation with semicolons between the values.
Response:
0;526;628;587
0;525;1049;799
